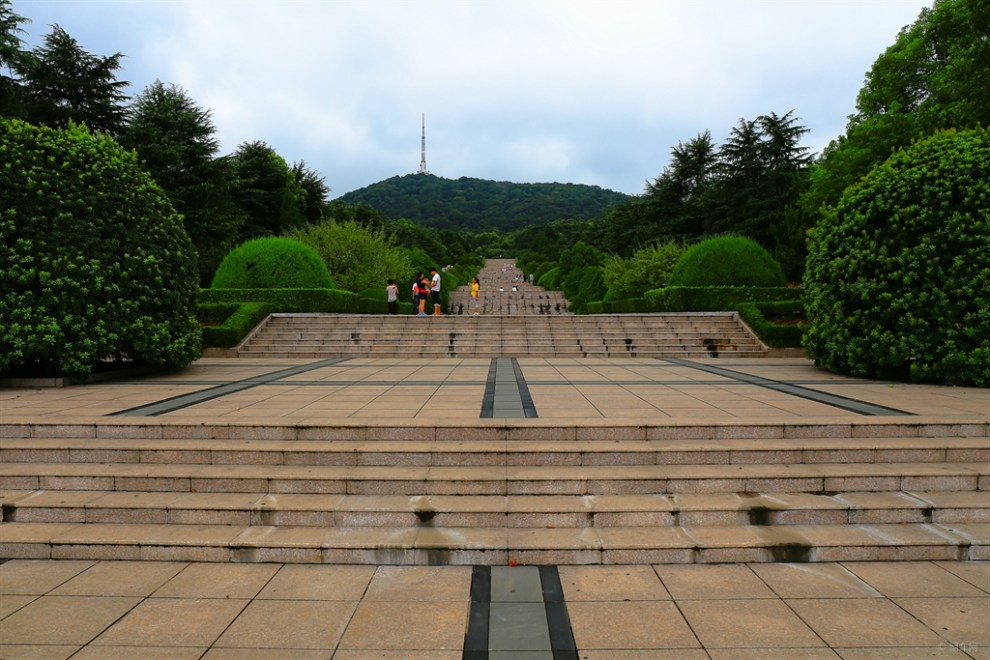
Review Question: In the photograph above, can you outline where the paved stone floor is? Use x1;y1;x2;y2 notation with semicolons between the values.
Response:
2;357;988;423
1;356;988;657
0;559;987;658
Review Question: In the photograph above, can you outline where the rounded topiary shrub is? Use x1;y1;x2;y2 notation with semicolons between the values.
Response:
669;235;786;287
0;119;201;377
210;237;334;289
804;128;990;386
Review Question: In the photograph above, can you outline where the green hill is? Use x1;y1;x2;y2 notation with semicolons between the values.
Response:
337;174;629;232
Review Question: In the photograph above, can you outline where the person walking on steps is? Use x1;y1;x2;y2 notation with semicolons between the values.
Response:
430;267;442;316
470;276;481;316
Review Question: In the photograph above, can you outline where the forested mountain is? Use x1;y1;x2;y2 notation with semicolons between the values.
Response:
337;174;629;232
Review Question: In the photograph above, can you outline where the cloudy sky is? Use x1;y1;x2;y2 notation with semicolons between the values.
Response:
16;0;929;198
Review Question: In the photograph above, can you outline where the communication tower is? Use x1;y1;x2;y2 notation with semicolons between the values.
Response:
417;113;430;175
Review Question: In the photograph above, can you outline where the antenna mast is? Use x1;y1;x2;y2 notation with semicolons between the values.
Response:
417;113;430;175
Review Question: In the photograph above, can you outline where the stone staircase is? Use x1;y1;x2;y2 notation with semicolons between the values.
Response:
235;313;767;359
1;420;987;564
447;257;571;316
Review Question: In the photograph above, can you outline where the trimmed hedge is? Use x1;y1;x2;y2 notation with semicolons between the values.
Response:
736;301;806;348
644;287;802;312
585;298;653;314
199;302;273;348
211;237;333;289
200;288;386;314
670;235;786;287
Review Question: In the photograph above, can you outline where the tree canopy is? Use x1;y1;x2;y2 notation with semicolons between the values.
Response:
339;174;629;233
804;0;990;212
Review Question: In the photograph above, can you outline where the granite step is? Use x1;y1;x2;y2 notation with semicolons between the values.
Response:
3;490;988;527
1;462;986;495
2;436;988;466
1;520;985;564
2;421;986;564
239;312;769;358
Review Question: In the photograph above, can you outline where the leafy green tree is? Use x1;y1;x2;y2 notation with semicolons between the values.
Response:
287;219;412;293
804;128;989;386
119;80;244;284
557;241;604;284
228;140;307;237
804;0;990;213
602;240;685;300
20;25;128;135
0;119;200;376
600;196;657;255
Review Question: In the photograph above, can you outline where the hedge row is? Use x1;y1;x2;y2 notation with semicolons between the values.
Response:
198;302;273;348
200;288;391;314
197;289;415;347
643;286;802;311
736;301;806;348
587;287;802;313
584;298;653;314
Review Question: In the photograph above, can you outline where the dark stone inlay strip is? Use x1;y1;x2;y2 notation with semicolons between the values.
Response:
511;358;538;418
128;379;489;387
480;359;497;418
540;566;578;660
464;565;491;660
665;358;913;416
464;566;577;660
482;358;537;418
111;357;352;417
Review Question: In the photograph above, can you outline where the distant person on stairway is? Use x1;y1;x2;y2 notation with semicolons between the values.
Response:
411;272;423;315
417;276;431;316
386;279;398;315
430;267;442;315
470;276;481;315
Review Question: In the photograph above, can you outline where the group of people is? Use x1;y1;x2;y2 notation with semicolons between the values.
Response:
385;269;482;316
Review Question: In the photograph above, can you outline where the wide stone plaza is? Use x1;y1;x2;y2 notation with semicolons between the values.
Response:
1;350;988;657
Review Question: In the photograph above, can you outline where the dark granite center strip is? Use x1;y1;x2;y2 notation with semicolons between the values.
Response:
540;566;578;660
480;359;497;417
511;358;538;418
463;566;491;660
480;358;538;418
111;357;352;417
463;566;577;660
665;358;913;416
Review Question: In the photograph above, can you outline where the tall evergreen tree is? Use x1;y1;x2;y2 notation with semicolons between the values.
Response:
645;131;718;241
120;80;244;284
21;25;128;134
228;140;307;238
0;0;30;119
291;160;329;225
710;111;810;245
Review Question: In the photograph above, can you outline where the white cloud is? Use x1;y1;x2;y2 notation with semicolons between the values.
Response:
17;0;930;196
